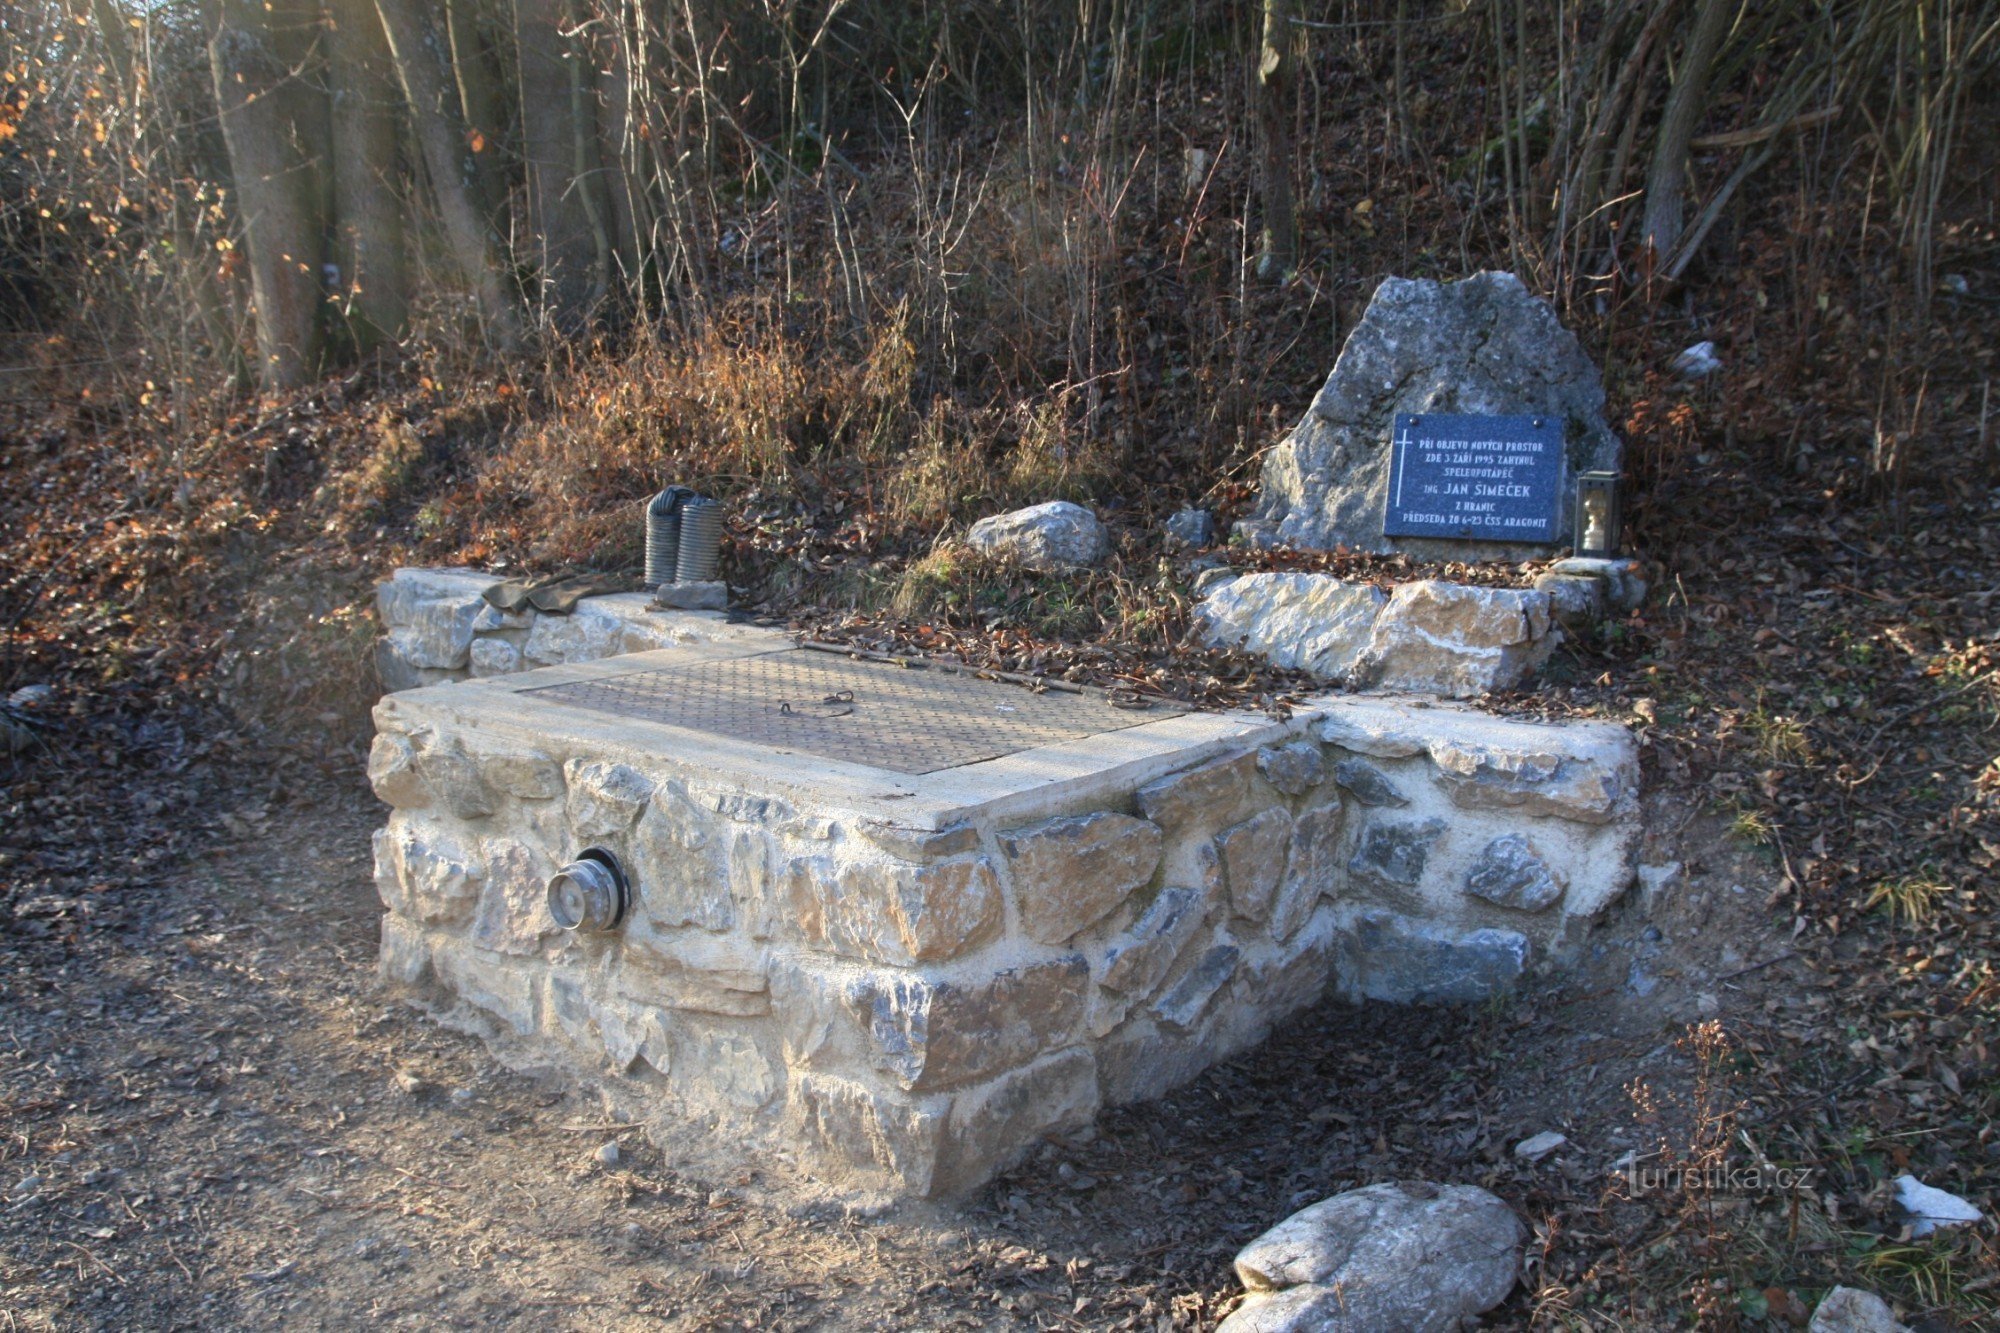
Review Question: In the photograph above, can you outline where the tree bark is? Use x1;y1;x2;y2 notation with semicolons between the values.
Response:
1640;0;1738;264
1255;0;1298;282
445;0;511;223
372;0;526;350
325;0;410;354
589;2;640;298
514;0;612;329
206;0;335;390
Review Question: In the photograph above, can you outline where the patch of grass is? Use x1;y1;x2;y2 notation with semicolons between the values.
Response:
1728;803;1777;847
1848;1231;1987;1311
1863;872;1952;926
1746;696;1813;763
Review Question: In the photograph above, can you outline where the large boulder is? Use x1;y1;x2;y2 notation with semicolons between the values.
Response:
1237;271;1621;560
1219;1181;1524;1331
964;501;1109;572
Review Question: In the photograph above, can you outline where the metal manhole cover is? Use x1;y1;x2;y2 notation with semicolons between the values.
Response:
521;648;1181;775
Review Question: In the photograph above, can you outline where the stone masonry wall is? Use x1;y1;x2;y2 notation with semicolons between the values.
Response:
369;685;1639;1199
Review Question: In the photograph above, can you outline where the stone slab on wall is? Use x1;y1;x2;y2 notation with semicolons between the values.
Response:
374;566;757;692
1195;573;1559;697
367;645;1641;1201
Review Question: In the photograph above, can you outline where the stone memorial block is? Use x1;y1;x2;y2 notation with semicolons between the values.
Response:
1237;271;1621;560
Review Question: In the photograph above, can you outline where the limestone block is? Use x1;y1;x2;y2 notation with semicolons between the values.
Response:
631;786;728;931
1256;741;1325;797
415;737;497;819
931;1049;1100;1196
1314;703;1434;758
374;638;459;693
1000;812;1162;945
367;733;429;809
622;933;770;1017
1341;915;1528;1004
378;818;482;926
1550;556;1646;612
468;638;522;678
652;581;728;611
376;568;497;626
1274;801;1345;941
470;839;558;955
1235;271;1620;560
385;597;487;671
1316;700;1638;826
1100;886;1209;999
671;1027;778;1111
1534;571;1605;628
1431;729;1635;826
1464;834;1565;912
549;980;670;1074
789;855;1003;966
1136;752;1258;835
379;912;434;987
963;501;1109;572
1331;757;1408;807
837;956;1088;1092
1216;808;1293;926
710;791;796;825
1154;944;1239;1032
431;941;539;1034
478;745;562;801
724;828;783;940
1348;817;1447;888
1354;581;1555;697
565;760;655;839
1221;1181;1525;1333
1095;1018;1217;1105
523;608;622;667
1193;573;1386;677
791;1072;948;1195
856;821;982;863
1238;906;1339;1016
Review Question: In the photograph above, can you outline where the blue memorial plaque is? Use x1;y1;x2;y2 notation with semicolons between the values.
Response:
1382;412;1565;543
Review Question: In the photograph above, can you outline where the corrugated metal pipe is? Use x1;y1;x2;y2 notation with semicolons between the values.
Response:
673;498;723;584
644;486;695;588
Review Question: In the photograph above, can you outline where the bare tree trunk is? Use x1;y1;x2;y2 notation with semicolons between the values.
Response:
207;0;335;390
446;0;511;223
326;0;410;354
1640;0;1737;264
1255;0;1298;282
373;0;526;350
589;2;640;300
514;0;612;330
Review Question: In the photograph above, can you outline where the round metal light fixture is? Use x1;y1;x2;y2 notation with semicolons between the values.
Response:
546;848;628;933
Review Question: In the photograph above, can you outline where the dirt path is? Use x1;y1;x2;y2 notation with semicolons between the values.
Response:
0;769;1792;1330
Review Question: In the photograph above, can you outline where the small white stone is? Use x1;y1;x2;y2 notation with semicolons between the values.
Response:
448;1087;475;1108
594;1141;622;1168
1513;1131;1568;1161
1809;1286;1910;1333
1894;1174;1981;1236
